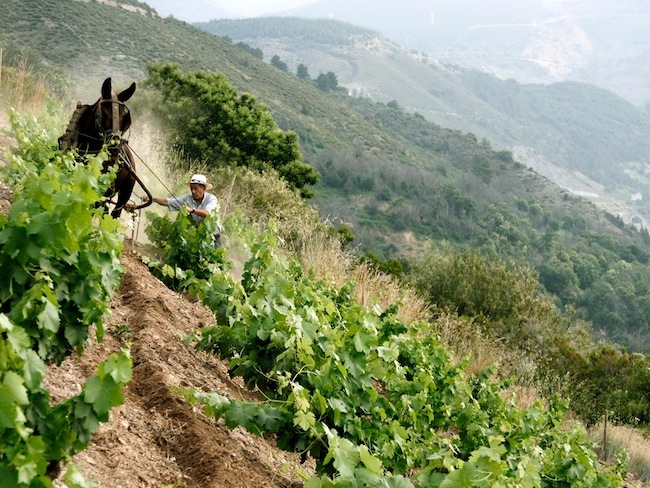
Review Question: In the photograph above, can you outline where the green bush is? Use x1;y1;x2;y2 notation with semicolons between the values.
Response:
408;244;563;343
144;209;229;290
145;63;319;198
0;111;131;487
181;229;627;486
1;110;123;363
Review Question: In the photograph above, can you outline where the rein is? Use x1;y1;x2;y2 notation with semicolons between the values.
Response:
68;97;131;157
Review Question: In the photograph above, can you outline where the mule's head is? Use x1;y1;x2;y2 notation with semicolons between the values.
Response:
95;77;136;149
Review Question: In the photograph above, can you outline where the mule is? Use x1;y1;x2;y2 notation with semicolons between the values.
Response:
60;77;149;218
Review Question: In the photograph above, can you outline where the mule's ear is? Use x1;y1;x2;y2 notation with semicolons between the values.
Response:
118;82;136;103
101;77;112;99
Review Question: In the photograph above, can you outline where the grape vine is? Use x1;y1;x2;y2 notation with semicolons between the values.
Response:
145;211;627;487
144;206;228;290
0;111;132;487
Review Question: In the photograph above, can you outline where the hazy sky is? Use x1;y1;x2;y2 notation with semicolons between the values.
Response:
216;0;316;17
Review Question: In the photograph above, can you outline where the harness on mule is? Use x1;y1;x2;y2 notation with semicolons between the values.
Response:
58;101;88;152
56;96;153;216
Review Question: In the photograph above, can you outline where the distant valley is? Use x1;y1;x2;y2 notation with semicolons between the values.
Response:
280;0;650;109
198;16;650;232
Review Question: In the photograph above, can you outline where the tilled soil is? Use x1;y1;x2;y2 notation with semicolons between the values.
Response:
46;248;310;488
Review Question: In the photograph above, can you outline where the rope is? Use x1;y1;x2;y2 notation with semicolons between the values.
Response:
127;144;180;202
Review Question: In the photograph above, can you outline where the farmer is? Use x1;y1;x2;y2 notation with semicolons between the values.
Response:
148;174;222;245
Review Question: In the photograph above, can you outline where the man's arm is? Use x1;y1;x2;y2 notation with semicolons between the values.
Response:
152;196;168;206
188;194;218;218
190;207;209;218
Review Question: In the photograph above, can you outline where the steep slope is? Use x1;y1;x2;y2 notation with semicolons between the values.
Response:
0;113;309;487
0;115;636;487
4;0;650;349
46;248;309;487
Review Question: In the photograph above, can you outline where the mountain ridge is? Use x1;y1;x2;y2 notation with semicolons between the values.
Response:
198;16;650;229
278;0;650;108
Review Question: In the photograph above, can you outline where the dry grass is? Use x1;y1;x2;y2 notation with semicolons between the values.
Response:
434;313;504;375
0;59;54;114
349;260;430;324
589;421;650;484
434;313;536;377
295;224;430;324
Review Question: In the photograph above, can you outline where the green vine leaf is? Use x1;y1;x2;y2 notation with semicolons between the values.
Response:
83;375;123;418
293;410;316;431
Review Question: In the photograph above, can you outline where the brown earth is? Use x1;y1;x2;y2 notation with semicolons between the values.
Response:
47;248;310;488
0;111;312;487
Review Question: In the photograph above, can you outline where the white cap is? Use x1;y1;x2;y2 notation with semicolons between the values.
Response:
189;174;207;186
188;173;213;190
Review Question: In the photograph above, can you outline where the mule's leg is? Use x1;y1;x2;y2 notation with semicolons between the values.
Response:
110;169;136;218
98;159;116;216
96;199;111;215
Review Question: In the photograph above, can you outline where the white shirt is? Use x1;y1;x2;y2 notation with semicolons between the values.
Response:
167;192;219;224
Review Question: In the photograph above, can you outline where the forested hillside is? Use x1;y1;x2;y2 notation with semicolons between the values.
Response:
199;17;650;223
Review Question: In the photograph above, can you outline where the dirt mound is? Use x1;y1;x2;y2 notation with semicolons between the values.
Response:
47;247;309;487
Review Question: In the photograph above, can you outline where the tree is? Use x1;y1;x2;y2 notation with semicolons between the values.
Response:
235;41;263;59
316;71;339;92
145;63;319;198
326;71;339;90
270;54;288;72
296;63;310;81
